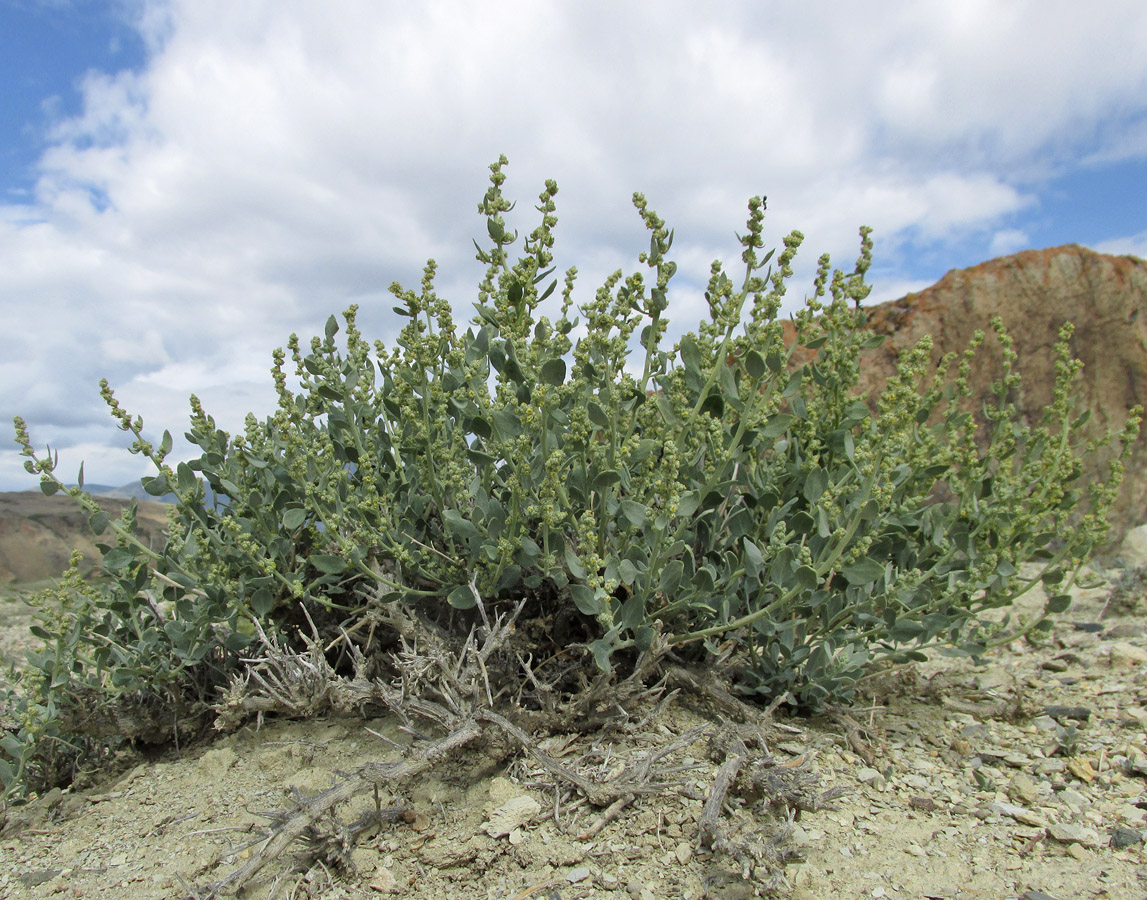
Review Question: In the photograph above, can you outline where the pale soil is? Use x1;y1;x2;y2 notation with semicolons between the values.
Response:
1;566;1145;900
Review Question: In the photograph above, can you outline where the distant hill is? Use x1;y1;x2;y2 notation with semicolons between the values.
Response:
0;491;169;585
848;245;1147;546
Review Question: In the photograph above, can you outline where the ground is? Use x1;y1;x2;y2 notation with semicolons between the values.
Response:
1;564;1145;900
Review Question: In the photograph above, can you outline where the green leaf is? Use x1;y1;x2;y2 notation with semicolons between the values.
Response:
325;315;338;340
89;511;108;536
311;554;346;575
497;566;522;592
657;559;684;594
1045;593;1072;614
619;499;646;527
679;334;702;377
803;467;828;503
142;474;170;496
283;508;307;530
589;638;614;672
842;557;884;585
654;392;679;426
761;414;795;439
744;350;767;380
587;401;611;429
224;631;252;652
448;585;476;609
442;508;481;540
0;733;25;760
466;447;498;466
619;559;639;586
102;547;134;571
794;565;818;590
487;217;505;242
564;545;588;579
39;478;60;497
517;536;541;562
540;358;566;387
676;491;700;518
618;593;643;629
742;537;764;570
692;566;715;592
889;619;924;642
492;408;523;438
468;416;493;439
699;392;724;418
176;461;197;493
570;584;601;615
250;588;274;617
592;470;622;492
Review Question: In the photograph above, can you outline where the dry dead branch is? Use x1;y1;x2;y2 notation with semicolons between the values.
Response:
193;588;804;896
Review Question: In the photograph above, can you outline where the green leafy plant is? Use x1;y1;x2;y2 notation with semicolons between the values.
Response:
4;156;1138;803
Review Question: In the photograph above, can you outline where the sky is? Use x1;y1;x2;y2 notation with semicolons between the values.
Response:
2;0;1146;491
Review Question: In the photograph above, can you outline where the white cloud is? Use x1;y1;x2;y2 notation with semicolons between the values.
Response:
989;228;1031;257
1093;231;1147;261
2;0;1146;488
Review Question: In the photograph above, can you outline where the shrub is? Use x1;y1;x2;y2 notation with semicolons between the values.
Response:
4;156;1139;802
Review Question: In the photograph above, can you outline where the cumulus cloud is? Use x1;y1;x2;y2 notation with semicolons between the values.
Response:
990;228;1031;257
2;0;1146;488
1094;230;1147;261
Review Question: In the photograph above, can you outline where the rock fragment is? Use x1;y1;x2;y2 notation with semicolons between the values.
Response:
1066;757;1096;783
988;801;1046;827
1110;827;1143;849
1006;773;1042;806
1107;642;1147;668
482;794;540;838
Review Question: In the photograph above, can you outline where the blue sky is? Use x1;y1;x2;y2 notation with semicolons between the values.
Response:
1;1;146;198
2;0;1146;491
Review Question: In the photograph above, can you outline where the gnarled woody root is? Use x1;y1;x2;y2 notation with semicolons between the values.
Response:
194;599;825;896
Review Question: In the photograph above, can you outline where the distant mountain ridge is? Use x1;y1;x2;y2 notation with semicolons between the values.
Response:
77;482;180;503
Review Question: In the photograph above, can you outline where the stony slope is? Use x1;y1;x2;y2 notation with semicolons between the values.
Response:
854;245;1147;545
0;491;169;585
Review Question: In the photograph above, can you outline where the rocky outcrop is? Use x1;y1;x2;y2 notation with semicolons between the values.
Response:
0;492;169;585
854;245;1147;545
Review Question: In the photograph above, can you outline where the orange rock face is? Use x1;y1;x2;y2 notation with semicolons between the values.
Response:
852;245;1147;545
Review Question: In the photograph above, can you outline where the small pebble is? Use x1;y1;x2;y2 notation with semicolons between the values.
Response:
857;767;886;790
1108;642;1147;667
1058;788;1090;811
566;866;591;884
988;800;1046;828
1067;758;1097;783
1043;705;1092;722
1007;774;1041;806
1067;843;1090;862
1047;823;1103;847
1110;827;1143;849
